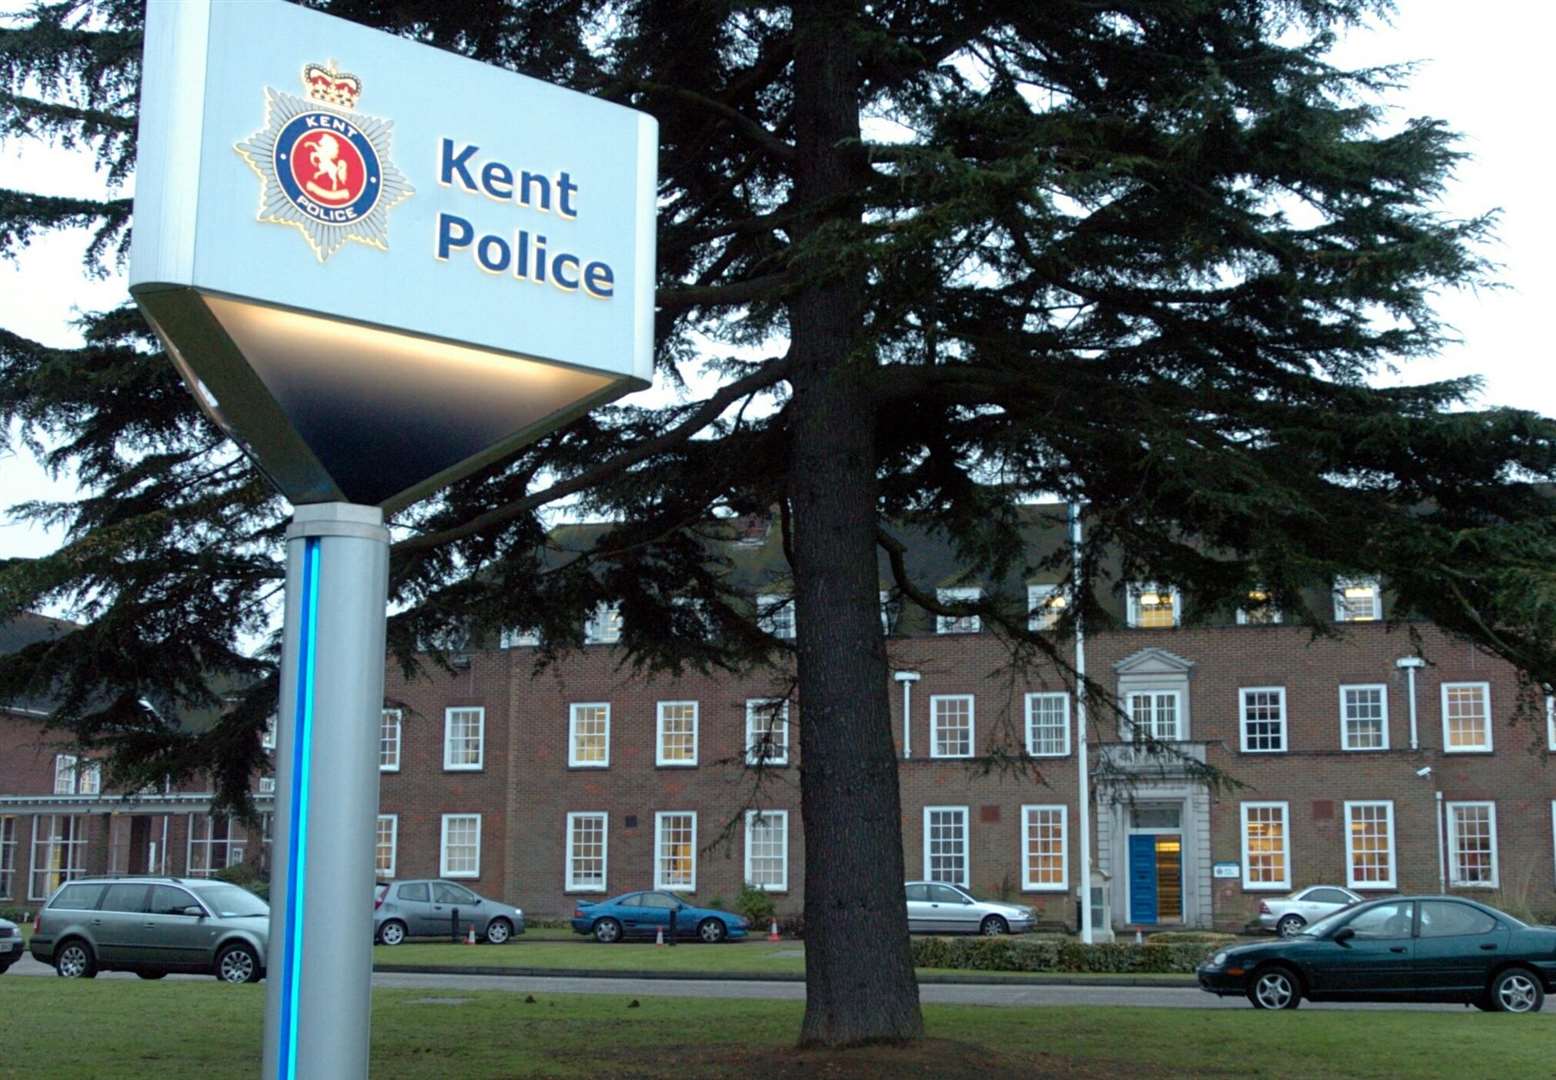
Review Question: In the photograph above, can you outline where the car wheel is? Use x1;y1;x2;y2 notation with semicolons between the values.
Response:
377;920;407;946
698;919;727;944
1275;914;1305;938
136;971;168;980
216;942;261;984
1490;968;1544;1013
54;939;97;979
594;917;623;944
980;915;1009;937
1247;965;1301;1010
485;918;513;945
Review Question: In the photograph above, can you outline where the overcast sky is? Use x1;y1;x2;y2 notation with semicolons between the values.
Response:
2;2;1553;562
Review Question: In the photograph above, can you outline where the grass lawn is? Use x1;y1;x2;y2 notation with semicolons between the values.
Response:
1;979;1549;1080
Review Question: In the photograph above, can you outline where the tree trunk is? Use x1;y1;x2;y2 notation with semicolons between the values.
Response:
787;0;925;1049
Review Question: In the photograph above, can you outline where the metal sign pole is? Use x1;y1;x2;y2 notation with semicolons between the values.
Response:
262;503;389;1080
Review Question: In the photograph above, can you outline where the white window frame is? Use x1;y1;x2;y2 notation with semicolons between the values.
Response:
1240;802;1291;891
1126;582;1181;628
258;775;276;795
1548;695;1556;752
442;706;485;771
1343;800;1396;890
379;708;402;772
1235;589;1283;625
261;715;277;750
880;590;897;635
1024;692;1070;757
655;701;699;767
1026;584;1067;631
568;702;612;768
0;815;17;900
922;805;969;887
29;815;85;900
744;699;790;766
1446;801;1499;889
1340;684;1390;751
583;602;623;644
499;627;540;648
935;586;981;634
52;754;77;795
756;594;795;640
1125;690;1183;741
376;814;398;879
565;811;609;893
439;813;482;879
1440;681;1492;753
186;814;244;878
52;755;100;796
1238;686;1287;754
1333;576;1381;622
653;811;697;893
930;694;975;759
1020;804;1069;892
744;809;789;892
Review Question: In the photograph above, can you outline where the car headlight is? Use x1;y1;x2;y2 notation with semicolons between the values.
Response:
1211;951;1228;968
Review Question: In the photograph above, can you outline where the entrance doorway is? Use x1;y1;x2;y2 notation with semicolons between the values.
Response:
1127;804;1183;925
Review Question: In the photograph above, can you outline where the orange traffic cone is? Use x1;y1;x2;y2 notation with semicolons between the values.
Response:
655;926;665;947
768;919;781;943
466;924;477;945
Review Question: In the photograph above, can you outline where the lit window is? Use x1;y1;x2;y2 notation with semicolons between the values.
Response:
656;701;698;766
583;602;623;644
0;816;17;900
1021;805;1067;891
29;815;85;900
930;695;975;758
443;707;485;770
1126;691;1181;741
1239;687;1287;753
1447;802;1497;888
439;814;481;878
654;811;697;892
1127;583;1180;629
566;812;608;892
1027;585;1067;631
1340;685;1389;750
375;814;398;879
258;775;276;795
187;814;245;877
1024;693;1070;757
744;810;788;892
756;594;795;640
380;708;402;772
1235;589;1282;625
745;700;790;766
52;754;77;795
499;627;540;648
1344;801;1395;889
1441;682;1491;752
1548;695;1555;752
569;703;611;768
935;587;981;634
1241;802;1290;890
923;806;969;886
1334;577;1381;622
261;715;277;750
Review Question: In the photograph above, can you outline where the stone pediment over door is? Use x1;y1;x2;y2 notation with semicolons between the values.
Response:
1113;647;1196;678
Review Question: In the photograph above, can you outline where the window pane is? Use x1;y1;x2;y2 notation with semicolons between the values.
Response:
1449;804;1496;885
658;702;697;764
1343;687;1386;750
932;697;973;757
1241;690;1285;752
1243;804;1287;885
441;815;480;876
1444;685;1489;750
925;808;967;884
571;704;610;766
380;709;401;770
1023;807;1066;888
446;708;484;767
375;815;397;877
1026;694;1068;756
568;813;607;891
746;811;787;890
1347;901;1412;938
656;813;696;891
745;701;789;765
1419;901;1497;938
1347;803;1393;886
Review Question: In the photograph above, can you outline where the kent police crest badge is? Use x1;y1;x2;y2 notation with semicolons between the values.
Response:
236;63;413;262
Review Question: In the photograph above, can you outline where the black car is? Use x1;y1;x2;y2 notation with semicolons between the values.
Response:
1198;896;1556;1011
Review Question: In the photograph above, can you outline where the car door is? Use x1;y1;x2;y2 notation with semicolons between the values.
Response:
433;882;481;936
393;882;436;936
927;884;974;933
905;884;932;932
1304;901;1416;997
93;882;151;965
1413;900;1508;996
142;883;218;971
632;893;676;939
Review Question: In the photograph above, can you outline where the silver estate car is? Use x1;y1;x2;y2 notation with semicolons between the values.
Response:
0;914;20;973
1257;885;1362;936
30;876;269;982
374;879;525;945
905;881;1036;935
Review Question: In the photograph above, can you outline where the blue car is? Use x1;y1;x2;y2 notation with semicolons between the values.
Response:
570;891;749;943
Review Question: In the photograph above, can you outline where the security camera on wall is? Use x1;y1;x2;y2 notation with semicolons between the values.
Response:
1416;766;1432;777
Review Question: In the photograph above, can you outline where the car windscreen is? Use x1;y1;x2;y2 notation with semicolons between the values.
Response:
189;883;269;918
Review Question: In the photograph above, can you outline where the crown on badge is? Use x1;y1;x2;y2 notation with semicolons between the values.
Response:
302;63;361;110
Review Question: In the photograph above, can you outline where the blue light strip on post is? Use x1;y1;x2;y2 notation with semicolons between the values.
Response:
279;538;321;1080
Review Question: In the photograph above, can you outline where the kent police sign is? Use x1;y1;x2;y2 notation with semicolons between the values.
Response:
130;0;656;510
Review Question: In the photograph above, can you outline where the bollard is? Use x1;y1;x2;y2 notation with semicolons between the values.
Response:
451;908;460;944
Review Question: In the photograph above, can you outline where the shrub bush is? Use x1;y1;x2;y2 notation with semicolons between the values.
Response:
733;885;777;927
0;906;33;924
909;935;1216;974
777;912;805;939
214;861;269;901
1144;931;1238;947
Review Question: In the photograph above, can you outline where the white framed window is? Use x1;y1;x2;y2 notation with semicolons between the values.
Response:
29;815;86;900
1447;802;1498;888
565;812;608;892
756;594;795;639
0;816;17;899
923;806;969;886
52;754;98;795
930;694;975;758
499;627;540;648
439;814;482;878
1027;584;1067;631
258;775;276;795
1024;693;1070;757
656;701;699;766
1240;802;1291;890
935;586;981;634
1334;577;1381;622
1239;687;1287;753
380;708;402;772
376;814;398;879
1441;682;1492;752
261;715;277;751
1235;589;1282;625
654;811;697;892
187;815;244;877
880;590;899;635
53;754;76;795
1126;690;1182;741
443;706;485;770
1548;695;1556;752
1344;800;1396;889
1020;805;1068;891
744;810;788;892
569;703;611;768
1127;583;1180;628
745;699;790;766
1340;685;1389;750
583;602;623;644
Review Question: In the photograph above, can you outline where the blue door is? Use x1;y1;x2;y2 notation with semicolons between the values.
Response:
1129;834;1159;924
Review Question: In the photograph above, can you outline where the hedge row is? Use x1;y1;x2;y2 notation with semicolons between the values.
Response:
910;934;1218;974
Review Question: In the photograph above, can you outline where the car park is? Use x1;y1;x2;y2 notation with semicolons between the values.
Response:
373;879;525;945
0;915;20;973
905;881;1035;935
1257;885;1362;937
570;891;749;943
29;876;269;983
1198;895;1556;1011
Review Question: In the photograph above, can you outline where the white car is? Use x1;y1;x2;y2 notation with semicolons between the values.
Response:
0;915;19;973
1257;885;1362;936
905;881;1035;935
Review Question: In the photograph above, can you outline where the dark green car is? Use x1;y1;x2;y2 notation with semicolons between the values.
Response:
1198;896;1556;1012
